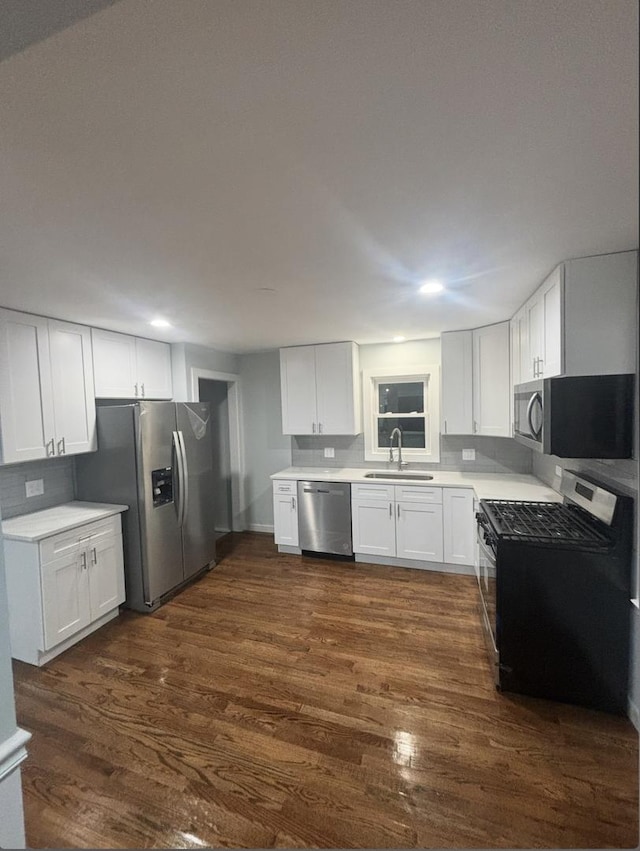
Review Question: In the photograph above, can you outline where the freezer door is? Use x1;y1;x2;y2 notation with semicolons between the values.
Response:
176;403;216;578
137;402;184;602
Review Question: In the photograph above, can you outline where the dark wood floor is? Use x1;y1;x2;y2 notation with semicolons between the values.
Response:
12;532;639;848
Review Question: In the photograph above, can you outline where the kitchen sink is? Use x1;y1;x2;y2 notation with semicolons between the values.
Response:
364;472;434;480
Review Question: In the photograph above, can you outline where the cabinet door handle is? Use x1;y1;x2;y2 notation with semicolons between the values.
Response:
397;503;400;518
292;496;296;511
312;422;316;433
318;422;323;433
80;551;87;571
389;503;392;517
444;420;447;434
473;421;478;434
57;437;65;455
46;438;55;457
91;547;97;565
134;383;138;397
141;383;145;397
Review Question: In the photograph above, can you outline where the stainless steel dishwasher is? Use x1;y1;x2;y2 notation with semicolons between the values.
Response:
297;481;353;557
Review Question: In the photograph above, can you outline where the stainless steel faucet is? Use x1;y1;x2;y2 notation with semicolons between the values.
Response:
389;427;407;471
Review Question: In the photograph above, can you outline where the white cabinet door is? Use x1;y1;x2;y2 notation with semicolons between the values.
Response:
88;535;125;620
0;309;54;463
273;494;299;546
314;342;360;435
541;267;563;377
510;317;521;388
92;329;137;398
441;330;473;435
135;338;173;399
516;307;532;384
352;498;396;556
443;488;475;566
48;320;97;456
472;322;510;437
395;501;443;562
41;549;91;650
526;297;544;379
280;346;317;435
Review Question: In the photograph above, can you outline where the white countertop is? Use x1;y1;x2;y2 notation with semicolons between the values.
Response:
271;467;561;502
2;501;129;542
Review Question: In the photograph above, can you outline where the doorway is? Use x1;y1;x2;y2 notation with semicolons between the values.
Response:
189;368;244;534
198;379;232;539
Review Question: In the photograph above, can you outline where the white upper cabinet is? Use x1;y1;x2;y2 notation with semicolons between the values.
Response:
472;322;511;436
0;310;53;463
92;329;173;399
135;337;173;399
441;331;473;435
280;341;360;435
48;320;96;456
515;266;563;382
0;309;96;464
279;345;317;434
510;250;637;382
441;322;510;437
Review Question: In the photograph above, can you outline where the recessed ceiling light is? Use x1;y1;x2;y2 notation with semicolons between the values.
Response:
150;318;172;328
419;279;444;294
393;336;406;343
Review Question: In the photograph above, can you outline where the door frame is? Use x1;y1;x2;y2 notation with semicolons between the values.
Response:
188;367;245;532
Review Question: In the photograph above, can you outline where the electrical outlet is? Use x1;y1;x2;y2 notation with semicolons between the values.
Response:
324;447;335;458
462;449;475;461
555;465;563;478
25;479;44;498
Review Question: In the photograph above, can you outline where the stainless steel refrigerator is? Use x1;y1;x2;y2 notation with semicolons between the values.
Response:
76;402;216;612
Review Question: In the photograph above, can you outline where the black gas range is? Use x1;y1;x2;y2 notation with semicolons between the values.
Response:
475;470;633;713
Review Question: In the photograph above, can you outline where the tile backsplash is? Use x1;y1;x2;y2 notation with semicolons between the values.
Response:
0;457;75;519
291;434;533;474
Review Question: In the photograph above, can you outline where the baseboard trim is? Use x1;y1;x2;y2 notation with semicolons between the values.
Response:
0;728;31;782
278;545;302;555
354;554;476;575
248;523;274;534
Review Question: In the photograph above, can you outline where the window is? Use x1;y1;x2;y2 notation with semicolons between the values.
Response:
363;365;440;463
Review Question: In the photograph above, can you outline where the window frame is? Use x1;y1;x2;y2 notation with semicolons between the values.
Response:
362;364;440;463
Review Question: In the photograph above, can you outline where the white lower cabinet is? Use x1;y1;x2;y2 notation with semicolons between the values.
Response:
351;482;475;567
352;484;445;564
396;501;444;561
351;497;396;556
272;481;299;546
443;488;475;566
4;515;126;666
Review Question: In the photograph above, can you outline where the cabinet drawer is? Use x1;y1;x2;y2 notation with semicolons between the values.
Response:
272;480;297;495
351;482;395;501
40;515;121;565
394;485;442;504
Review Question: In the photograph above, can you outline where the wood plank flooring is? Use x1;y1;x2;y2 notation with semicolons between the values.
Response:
12;532;639;848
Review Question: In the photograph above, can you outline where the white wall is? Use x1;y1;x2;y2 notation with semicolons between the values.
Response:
171;342;241;401
239;350;291;532
359;338;440;370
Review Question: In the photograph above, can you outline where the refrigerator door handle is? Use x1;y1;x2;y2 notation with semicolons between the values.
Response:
172;430;185;527
177;429;189;526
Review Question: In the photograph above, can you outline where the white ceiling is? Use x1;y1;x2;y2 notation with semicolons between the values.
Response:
0;0;637;353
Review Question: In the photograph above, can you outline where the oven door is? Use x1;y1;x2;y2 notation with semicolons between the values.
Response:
513;380;544;452
476;523;499;683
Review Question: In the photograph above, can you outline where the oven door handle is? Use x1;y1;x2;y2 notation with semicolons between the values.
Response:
526;392;543;439
477;531;497;563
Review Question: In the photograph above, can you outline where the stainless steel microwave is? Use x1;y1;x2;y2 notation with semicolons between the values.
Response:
513;374;634;458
